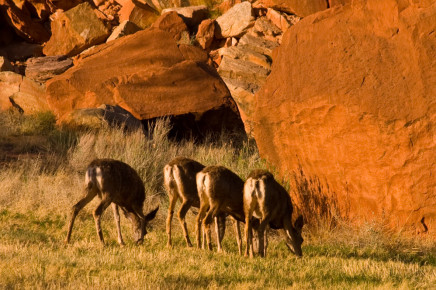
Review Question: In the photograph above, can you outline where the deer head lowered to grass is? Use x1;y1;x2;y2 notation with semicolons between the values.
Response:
65;159;159;245
243;169;304;257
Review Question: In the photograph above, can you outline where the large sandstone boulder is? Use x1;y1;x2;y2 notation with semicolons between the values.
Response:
252;0;436;236
43;2;111;56
46;28;243;134
256;0;328;17
0;71;49;113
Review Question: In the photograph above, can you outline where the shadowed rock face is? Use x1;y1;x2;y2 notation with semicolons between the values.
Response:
46;28;244;137
252;0;436;236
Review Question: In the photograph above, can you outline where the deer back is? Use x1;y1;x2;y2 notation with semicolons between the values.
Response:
164;157;205;204
197;166;245;221
86;159;145;207
245;169;293;229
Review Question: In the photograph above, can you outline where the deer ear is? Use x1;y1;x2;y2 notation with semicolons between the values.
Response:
294;215;304;231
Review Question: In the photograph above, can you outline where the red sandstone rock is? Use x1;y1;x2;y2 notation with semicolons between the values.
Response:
127;2;159;29
161;5;209;28
196;19;216;50
215;1;254;39
46;28;240;133
43;2;110;56
152;11;188;41
0;71;49;113
252;0;436;236
256;0;328;17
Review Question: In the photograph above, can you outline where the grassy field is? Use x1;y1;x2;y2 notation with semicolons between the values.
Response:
0;111;435;289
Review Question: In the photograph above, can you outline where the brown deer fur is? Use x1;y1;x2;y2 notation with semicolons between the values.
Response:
243;169;304;257
65;159;159;245
196;165;245;254
164;157;204;247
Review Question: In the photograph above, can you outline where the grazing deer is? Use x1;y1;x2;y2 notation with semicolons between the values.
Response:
196;165;246;254
65;159;159;245
164;157;203;247
243;169;304;257
164;157;227;248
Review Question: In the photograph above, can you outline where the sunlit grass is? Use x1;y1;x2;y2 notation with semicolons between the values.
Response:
0;111;435;288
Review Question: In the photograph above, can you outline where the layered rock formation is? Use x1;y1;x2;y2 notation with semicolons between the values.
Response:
46;28;243;134
253;0;436;235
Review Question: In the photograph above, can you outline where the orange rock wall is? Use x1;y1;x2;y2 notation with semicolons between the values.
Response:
253;0;436;235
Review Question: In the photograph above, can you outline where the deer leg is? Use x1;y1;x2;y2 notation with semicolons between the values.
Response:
244;215;253;257
65;188;97;244
166;189;178;248
178;199;194;247
214;214;227;253
112;204;125;246
203;205;222;252
215;213;226;253
257;216;270;258
264;228;268;257
196;203;208;249
233;218;242;255
93;197;112;245
251;219;260;255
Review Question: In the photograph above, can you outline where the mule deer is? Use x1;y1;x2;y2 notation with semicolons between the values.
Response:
244;169;304;257
196;165;246;254
65;159;159;245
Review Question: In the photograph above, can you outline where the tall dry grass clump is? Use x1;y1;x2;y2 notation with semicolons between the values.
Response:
0;112;263;220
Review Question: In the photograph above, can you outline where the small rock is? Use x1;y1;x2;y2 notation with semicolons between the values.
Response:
152;11;189;41
217;55;270;84
216;0;242;15
238;34;279;58
25;55;74;83
106;20;141;42
43;2;111;56
218;46;271;69
196;19;216;50
215;2;254;39
161;5;209;28
128;3;159;29
253;17;282;36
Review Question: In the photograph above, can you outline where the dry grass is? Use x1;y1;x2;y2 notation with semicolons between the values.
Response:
0;111;435;288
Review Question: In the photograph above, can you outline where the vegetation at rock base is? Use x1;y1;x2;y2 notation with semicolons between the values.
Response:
0;111;435;289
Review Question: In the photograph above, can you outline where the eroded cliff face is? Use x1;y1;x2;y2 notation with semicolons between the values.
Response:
253;0;436;235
